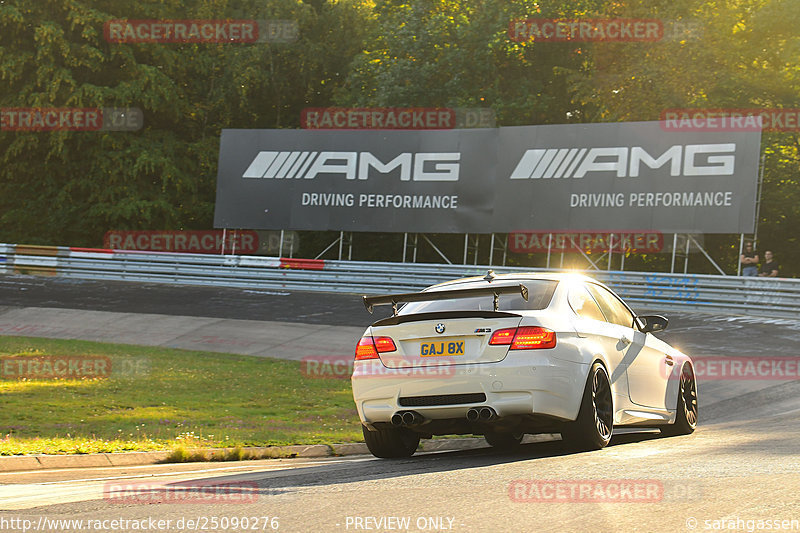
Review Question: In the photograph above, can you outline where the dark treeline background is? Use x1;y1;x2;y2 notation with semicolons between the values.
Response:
1;0;798;274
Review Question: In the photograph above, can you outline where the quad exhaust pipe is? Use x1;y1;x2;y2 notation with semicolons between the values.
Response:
391;407;496;426
391;411;424;427
466;407;496;422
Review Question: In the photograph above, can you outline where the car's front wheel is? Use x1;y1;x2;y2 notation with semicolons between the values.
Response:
362;425;420;458
561;362;613;450
661;364;698;436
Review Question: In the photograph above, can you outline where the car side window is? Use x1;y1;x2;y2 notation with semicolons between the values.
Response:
586;284;634;328
568;285;607;322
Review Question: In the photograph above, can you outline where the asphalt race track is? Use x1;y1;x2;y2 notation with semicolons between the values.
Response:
0;276;370;326
1;274;800;532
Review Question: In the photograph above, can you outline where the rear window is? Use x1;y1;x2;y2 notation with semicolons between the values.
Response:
397;280;557;315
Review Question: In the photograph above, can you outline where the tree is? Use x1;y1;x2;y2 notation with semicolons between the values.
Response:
0;0;373;245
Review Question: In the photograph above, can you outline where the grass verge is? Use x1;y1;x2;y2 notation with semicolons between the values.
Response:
0;336;361;455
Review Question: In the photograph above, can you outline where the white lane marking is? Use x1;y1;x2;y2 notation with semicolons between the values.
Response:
0;457;376;510
0;456;375;484
242;290;291;295
35;457;375;485
0;483;104;509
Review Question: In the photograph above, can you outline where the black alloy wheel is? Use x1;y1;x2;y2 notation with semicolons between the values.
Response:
661;364;698;436
561;362;614;450
592;365;614;442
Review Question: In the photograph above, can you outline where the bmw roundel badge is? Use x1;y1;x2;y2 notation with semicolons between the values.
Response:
435;323;446;334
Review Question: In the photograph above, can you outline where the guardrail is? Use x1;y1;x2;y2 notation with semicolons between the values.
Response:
2;243;799;318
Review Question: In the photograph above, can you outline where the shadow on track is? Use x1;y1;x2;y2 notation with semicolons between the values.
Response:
148;430;666;499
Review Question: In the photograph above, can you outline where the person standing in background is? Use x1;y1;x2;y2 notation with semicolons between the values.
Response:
740;241;759;276
758;250;779;277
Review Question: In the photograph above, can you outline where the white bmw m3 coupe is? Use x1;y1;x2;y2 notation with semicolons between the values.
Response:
352;272;697;458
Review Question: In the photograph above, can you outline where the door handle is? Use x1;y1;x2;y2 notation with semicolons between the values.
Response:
620;335;631;345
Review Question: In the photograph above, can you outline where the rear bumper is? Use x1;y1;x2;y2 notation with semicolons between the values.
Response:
351;351;588;425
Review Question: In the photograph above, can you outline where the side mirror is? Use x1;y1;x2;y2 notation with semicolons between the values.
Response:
636;314;668;333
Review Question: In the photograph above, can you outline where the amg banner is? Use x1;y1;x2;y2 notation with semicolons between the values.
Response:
213;122;761;233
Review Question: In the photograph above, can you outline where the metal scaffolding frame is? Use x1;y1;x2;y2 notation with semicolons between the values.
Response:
736;151;767;275
306;230;739;274
403;233;453;264
400;233;512;266
314;231;353;260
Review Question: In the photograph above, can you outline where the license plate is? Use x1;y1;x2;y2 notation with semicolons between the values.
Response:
420;339;465;357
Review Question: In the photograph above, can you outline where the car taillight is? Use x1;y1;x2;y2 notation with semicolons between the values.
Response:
374;336;397;353
355;336;396;360
488;328;516;345
489;327;556;350
511;326;556;349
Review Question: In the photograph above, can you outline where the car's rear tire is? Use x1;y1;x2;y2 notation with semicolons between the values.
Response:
661;364;698;436
561;362;613;451
484;431;523;450
362;425;420;458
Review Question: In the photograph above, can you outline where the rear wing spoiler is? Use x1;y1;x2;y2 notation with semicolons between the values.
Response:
362;284;529;315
